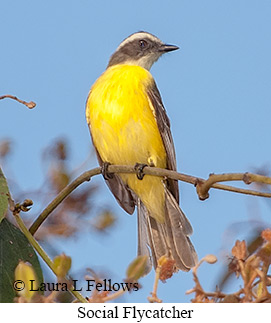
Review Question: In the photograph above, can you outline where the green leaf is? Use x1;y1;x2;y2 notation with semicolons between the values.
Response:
0;168;10;223
0;218;43;302
126;255;148;281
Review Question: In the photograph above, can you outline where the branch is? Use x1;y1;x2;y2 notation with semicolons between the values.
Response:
0;94;36;109
195;172;271;200
12;203;87;303
29;165;271;235
29;167;100;235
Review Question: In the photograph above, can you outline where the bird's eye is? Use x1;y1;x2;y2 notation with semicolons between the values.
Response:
139;39;147;49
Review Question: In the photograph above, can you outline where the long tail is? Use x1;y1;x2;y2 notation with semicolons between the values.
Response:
137;186;197;274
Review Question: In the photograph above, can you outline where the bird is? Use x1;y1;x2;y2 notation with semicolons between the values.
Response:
85;31;197;274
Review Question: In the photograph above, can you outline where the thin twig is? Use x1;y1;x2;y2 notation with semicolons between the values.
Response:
196;172;271;200
29;167;100;234
148;263;162;303
13;211;87;303
100;289;127;303
0;94;36;109
29;165;271;235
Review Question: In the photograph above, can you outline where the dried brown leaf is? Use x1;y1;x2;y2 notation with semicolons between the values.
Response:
232;240;248;260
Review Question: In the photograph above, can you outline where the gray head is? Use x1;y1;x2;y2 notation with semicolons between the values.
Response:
107;31;179;70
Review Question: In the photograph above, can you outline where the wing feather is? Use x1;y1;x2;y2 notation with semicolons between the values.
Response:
87;124;136;215
147;81;179;202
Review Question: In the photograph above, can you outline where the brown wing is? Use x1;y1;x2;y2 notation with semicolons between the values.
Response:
140;83;197;271
147;81;179;203
90;132;136;215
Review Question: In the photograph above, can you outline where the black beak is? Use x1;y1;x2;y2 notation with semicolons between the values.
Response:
159;43;179;52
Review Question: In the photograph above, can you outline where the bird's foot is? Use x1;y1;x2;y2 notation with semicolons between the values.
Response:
101;162;114;180
134;163;148;180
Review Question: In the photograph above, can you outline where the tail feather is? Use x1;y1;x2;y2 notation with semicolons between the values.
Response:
137;200;167;274
147;216;167;267
164;186;193;236
137;187;197;274
137;200;152;273
164;186;197;269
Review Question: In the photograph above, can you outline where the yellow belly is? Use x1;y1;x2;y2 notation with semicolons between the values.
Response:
86;64;167;222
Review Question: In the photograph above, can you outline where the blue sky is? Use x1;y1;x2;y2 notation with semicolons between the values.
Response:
1;0;271;302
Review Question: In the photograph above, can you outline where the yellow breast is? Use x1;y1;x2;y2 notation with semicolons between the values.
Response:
86;64;167;222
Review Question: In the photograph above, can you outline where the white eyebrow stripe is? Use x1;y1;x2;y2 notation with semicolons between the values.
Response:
116;32;162;51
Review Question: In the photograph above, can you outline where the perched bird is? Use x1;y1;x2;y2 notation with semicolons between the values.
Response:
86;31;197;274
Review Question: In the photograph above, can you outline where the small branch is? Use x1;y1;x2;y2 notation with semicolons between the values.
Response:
100;289;126;303
13;210;87;303
196;172;271;200
0;94;36;109
29;165;271;236
29;167;101;235
186;255;225;302
148;264;162;303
